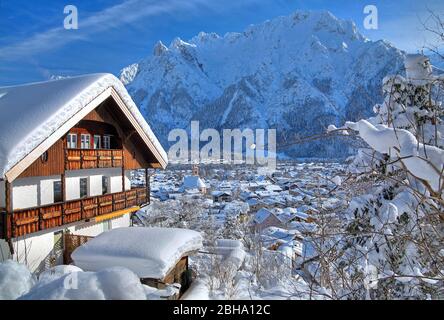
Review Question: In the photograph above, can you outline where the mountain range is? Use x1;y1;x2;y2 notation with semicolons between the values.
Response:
120;10;406;158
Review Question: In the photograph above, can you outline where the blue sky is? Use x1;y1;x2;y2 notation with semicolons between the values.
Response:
0;0;443;85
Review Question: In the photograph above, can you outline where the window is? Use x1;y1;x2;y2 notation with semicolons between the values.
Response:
53;181;62;203
67;133;77;149
103;135;111;149
102;176;109;195
41;151;48;163
93;135;101;149
80;134;90;149
80;178;88;198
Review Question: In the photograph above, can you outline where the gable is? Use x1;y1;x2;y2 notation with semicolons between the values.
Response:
18;100;161;179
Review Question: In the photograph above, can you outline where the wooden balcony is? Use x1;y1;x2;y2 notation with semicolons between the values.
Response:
1;187;148;239
65;148;123;170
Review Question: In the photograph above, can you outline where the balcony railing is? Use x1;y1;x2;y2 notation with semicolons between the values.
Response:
1;187;148;239
65;148;123;170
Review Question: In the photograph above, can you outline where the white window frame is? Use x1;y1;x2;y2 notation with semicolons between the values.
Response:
80;134;91;149
67;133;77;149
103;135;111;149
93;135;101;149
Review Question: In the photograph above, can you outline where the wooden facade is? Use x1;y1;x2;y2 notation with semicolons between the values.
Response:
0;95;158;241
17;97;159;180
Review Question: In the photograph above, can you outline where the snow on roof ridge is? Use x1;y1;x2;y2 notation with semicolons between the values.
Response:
0;73;167;177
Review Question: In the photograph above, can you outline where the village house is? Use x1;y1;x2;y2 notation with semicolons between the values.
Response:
211;190;232;203
0;74;168;273
181;174;207;194
252;208;285;232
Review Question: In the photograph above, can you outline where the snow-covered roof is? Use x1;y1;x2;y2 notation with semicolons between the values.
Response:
183;175;206;189
0;73;168;180
211;190;231;197
71;227;203;279
253;208;274;224
260;226;301;244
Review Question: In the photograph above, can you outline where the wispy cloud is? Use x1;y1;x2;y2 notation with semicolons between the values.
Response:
0;0;211;60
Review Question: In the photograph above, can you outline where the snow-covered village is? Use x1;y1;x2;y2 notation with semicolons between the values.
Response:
0;0;444;304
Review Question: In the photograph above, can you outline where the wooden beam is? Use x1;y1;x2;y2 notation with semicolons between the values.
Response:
5;181;14;254
61;173;66;224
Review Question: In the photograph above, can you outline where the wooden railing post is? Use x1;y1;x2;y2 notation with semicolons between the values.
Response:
5;181;14;240
38;207;42;231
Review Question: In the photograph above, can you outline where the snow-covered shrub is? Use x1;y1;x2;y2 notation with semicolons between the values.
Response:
326;54;444;299
0;260;35;300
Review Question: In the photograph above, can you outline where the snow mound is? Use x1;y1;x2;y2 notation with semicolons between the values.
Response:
38;265;83;284
0;260;35;300
20;267;148;300
72;227;203;279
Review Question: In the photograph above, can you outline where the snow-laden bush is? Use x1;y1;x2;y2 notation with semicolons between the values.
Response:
316;54;444;299
0;260;35;300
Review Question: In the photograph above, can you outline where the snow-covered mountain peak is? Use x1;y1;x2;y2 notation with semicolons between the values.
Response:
121;10;405;158
153;41;168;56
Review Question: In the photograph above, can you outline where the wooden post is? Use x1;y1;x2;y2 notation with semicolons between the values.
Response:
38;207;42;231
121;152;125;192
5;180;14;254
61;173;66;224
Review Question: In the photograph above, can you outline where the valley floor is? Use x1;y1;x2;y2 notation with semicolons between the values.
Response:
135;161;349;300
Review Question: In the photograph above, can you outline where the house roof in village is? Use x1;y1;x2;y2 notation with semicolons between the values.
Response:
253;207;275;224
183;175;206;189
0;73;168;181
211;190;232;197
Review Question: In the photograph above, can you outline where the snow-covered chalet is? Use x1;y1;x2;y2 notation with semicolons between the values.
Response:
0;74;168;272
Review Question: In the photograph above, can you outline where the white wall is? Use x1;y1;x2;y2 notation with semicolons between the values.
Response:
11;168;127;209
12;231;55;273
40;176;61;205
12;177;39;209
12;175;61;210
65;168;124;200
69;213;131;237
